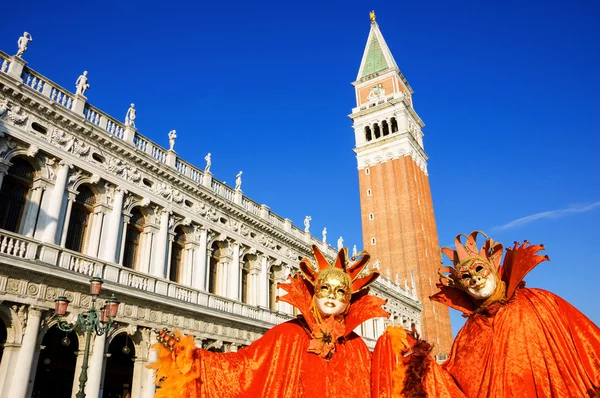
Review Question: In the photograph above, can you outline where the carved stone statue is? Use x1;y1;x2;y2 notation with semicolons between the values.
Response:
352;245;357;258
125;103;136;127
235;171;243;191
16;32;32;57
204;153;211;173
337;236;344;250
322;227;327;244
168;130;177;151
75;71;90;96
303;216;311;232
367;83;385;101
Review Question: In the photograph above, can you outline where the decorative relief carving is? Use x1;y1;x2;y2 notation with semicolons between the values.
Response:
27;283;39;296
7;104;29;125
0;97;8;118
172;189;184;205
194;202;208;216
51;128;90;158
0;133;17;159
157;182;172;201
6;279;19;293
26;145;39;158
108;157;141;183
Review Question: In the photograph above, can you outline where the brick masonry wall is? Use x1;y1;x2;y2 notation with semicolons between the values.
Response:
359;156;453;355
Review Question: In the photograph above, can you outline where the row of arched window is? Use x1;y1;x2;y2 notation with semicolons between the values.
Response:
0;156;285;311
364;117;399;142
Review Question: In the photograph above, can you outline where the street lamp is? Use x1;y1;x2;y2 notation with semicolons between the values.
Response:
53;277;120;398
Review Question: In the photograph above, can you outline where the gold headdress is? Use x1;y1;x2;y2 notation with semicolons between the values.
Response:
299;245;379;295
438;231;503;287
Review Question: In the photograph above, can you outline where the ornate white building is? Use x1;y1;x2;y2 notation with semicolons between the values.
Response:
0;36;421;398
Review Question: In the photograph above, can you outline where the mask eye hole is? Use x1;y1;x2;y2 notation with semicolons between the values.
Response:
475;265;484;273
461;274;470;280
337;289;345;295
320;285;328;291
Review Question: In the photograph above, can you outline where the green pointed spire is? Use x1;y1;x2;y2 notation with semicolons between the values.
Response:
361;33;389;78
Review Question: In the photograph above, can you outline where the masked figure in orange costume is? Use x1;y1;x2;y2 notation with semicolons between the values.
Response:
373;231;600;397
150;245;389;398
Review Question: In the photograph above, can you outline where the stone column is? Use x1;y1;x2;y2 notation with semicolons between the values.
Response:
86;208;106;257
193;227;208;290
7;307;43;398
229;242;240;300
0;166;9;190
0;343;20;397
217;261;228;296
59;192;76;247
41;162;70;244
142;332;157;398
248;269;260;306
84;333;106;398
117;215;130;266
151;210;170;278
258;255;269;307
131;357;146;398
101;188;125;263
22;185;44;237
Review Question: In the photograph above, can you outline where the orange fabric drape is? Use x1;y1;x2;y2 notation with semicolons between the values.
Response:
419;288;600;397
154;320;373;398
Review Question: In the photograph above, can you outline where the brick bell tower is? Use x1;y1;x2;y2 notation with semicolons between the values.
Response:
350;11;453;356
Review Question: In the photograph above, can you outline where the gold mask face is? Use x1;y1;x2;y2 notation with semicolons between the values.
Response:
314;268;352;316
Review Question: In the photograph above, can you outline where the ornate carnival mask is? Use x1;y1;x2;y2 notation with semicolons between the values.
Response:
439;231;505;302
300;245;379;317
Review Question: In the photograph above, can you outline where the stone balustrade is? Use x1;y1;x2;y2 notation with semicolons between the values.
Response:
0;230;297;328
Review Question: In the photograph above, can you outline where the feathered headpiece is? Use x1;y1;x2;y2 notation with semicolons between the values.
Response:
278;245;388;337
299;245;379;294
431;230;550;315
438;231;503;287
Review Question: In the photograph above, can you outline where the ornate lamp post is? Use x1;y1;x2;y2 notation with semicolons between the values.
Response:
53;277;120;398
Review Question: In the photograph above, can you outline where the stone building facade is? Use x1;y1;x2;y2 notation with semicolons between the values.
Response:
350;17;453;357
0;35;421;398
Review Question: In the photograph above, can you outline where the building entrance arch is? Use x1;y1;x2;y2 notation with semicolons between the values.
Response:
103;333;134;398
31;326;78;398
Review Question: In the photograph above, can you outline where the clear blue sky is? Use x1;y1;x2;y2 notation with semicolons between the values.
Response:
2;0;598;334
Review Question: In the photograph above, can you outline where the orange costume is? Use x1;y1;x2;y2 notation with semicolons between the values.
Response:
375;232;600;397
150;246;389;398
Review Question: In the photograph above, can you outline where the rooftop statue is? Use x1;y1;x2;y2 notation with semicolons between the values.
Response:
124;103;136;127
75;71;90;96
204;153;211;173
304;215;311;232
235;171;243;191
370;10;376;22
168;130;177;151
16;32;32;57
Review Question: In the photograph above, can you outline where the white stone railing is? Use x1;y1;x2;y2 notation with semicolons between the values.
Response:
133;134;149;152
58;250;103;276
242;198;262;216
0;50;11;73
211;180;235;201
1;57;350;254
22;69;47;94
21;65;75;110
6;240;295;327
0;230;38;259
268;213;285;230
